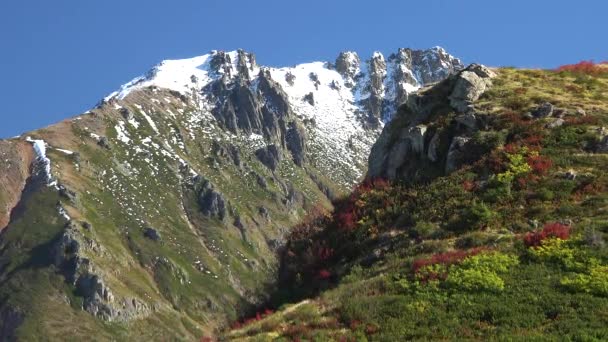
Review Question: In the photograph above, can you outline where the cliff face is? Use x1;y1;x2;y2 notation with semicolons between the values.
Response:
368;64;496;181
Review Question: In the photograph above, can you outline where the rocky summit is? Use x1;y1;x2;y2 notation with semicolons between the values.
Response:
0;47;461;339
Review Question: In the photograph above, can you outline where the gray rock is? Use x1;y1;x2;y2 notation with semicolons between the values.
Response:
552;108;566;118
546;118;565;129
258;206;270;221
383;125;427;179
455;113;478;131
532;102;554;118
286;122;307;167
255;145;282;171
119;107;133;121
309;72;320;90
254;172;268;189
303;92;315;106
427;131;441;162
564;169;577;180
197;179;228;221
576;107;587;116
285;72;295;86
335;51;361;85
58;184;77;204
0;306;24;341
445;136;471;173
143;227;161;242
97;137;111;150
449;64;496;113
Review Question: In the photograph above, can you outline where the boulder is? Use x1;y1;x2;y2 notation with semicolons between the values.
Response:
119;107;133;121
532;102;554;119
445;136;471;173
98;137;111;150
449;64;495;113
198;180;228;221
143;227;161;242
546;118;565;129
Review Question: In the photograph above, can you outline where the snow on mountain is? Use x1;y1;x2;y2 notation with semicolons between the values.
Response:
102;47;462;186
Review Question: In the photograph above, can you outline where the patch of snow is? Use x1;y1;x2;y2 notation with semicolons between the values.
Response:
115;121;131;144
55;148;74;155
25;137;57;187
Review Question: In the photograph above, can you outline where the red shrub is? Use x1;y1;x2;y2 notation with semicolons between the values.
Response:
564;116;599;126
317;269;332;279
313;244;334;261
524;222;571;247
504;143;519;154
527;155;553;175
412;248;487;273
522;134;544;147
556;60;608;76
335;208;357;230
200;337;214;342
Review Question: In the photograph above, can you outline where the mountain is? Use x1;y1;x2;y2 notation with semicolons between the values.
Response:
225;63;608;340
0;47;462;340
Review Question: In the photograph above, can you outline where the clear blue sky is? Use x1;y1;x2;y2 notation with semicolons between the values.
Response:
1;0;606;138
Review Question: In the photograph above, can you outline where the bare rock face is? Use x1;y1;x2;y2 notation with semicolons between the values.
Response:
0;306;24;341
449;64;496;113
368;63;495;181
255;144;282;171
335;51;361;87
445;136;471;173
286;121;307;167
197;178;228;221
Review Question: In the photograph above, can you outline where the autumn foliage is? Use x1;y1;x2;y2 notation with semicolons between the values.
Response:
334;178;390;231
556;60;608;76
524;222;571;248
412;248;488;274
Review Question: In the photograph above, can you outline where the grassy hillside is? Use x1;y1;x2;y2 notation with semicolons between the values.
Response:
224;63;608;341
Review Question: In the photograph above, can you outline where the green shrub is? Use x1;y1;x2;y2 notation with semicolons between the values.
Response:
445;252;519;292
561;265;608;296
410;221;440;239
455;231;497;249
451;202;496;232
536;188;555;201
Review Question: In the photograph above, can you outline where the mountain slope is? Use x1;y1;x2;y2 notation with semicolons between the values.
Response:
225;63;608;340
0;47;461;340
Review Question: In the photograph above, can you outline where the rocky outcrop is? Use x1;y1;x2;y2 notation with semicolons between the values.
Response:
53;222;148;322
143;227;161;241
208;67;291;147
0;306;24;341
361;53;387;126
368;64;496;181
445;136;471;173
197;178;228;221
335;51;361;88
286;122;307;167
255;145;282;171
449;64;496;113
531;102;554;119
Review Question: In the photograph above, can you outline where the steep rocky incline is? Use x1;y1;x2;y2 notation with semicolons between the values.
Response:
368;64;496;181
0;47;460;339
